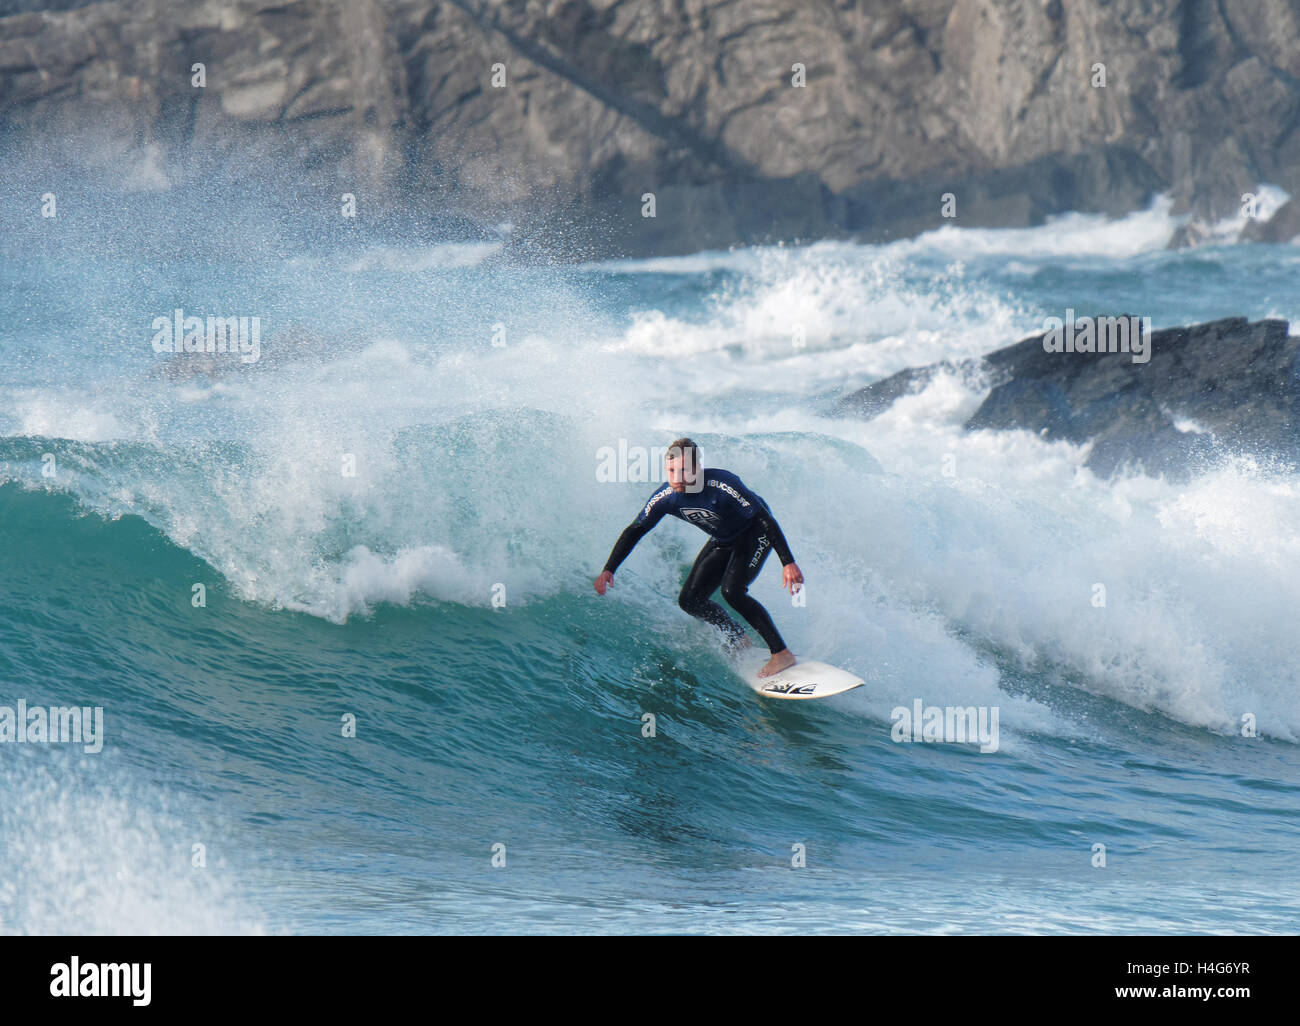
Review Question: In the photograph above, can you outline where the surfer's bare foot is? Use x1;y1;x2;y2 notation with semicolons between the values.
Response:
757;649;796;678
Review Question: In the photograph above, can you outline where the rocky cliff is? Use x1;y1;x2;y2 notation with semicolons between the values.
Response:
3;0;1300;256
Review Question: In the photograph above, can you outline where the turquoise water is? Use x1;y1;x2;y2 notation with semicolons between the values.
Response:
3;199;1300;933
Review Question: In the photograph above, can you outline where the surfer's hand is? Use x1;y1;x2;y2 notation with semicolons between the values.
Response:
782;563;804;594
594;570;614;595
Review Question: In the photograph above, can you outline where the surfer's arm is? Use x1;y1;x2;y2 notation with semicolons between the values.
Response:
728;474;796;566
753;504;796;566
755;506;803;594
604;487;671;574
603;519;654;574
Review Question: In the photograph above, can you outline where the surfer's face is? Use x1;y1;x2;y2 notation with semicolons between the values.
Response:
665;453;699;492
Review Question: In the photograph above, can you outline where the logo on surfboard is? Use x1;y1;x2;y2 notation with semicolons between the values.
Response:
761;681;817;695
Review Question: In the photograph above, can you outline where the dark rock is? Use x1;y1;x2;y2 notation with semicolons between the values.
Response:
840;317;1300;477
833;362;981;418
844;148;1165;241
1241;199;1300;244
506;172;845;262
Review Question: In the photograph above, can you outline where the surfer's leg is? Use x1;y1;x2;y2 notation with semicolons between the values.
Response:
718;526;788;655
678;541;748;647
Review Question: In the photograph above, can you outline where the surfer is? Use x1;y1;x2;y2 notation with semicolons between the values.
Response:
594;438;804;678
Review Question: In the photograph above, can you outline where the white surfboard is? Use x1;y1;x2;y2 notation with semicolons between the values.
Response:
741;658;865;700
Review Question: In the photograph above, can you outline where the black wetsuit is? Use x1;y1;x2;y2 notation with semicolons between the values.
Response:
603;468;795;653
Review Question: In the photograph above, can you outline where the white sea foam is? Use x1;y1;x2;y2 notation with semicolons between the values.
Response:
586;193;1183;273
0;759;264;935
886;193;1182;260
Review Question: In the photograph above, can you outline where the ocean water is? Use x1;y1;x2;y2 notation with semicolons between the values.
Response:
2;194;1300;934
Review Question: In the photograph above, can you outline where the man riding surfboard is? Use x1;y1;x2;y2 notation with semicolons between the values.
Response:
594;438;803;678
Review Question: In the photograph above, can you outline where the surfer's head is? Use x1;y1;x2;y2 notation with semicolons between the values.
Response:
665;437;701;493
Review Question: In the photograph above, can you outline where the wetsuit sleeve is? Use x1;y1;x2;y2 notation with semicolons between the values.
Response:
753;503;796;566
728;473;797;566
603;489;670;574
603;520;653;574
